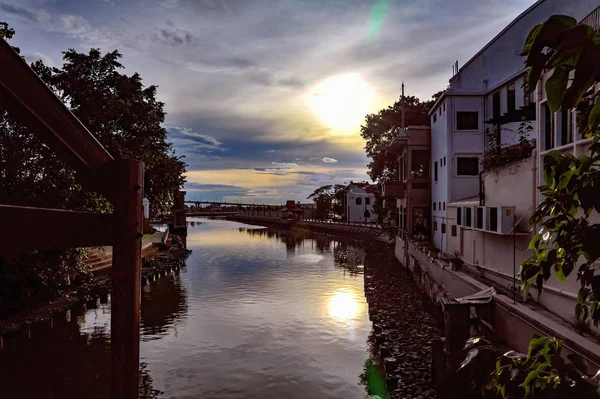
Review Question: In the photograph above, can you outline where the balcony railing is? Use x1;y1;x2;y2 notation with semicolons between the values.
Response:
580;6;600;32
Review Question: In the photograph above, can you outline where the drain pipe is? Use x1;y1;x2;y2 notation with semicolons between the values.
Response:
478;171;485;206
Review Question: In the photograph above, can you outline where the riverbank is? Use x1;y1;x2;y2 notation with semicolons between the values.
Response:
286;223;443;398
0;235;191;340
360;240;443;399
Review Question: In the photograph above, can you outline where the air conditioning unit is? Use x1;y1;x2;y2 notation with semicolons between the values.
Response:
485;206;516;234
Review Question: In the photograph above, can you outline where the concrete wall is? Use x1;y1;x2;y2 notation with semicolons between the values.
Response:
347;192;376;223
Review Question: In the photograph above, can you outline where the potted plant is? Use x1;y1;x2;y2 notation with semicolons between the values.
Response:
451;250;464;271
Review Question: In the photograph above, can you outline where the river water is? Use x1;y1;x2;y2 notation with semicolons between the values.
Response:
0;218;377;398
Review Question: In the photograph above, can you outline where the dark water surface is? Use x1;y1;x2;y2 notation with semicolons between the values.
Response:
0;218;375;398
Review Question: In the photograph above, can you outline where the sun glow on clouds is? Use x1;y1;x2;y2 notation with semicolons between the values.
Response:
307;73;374;134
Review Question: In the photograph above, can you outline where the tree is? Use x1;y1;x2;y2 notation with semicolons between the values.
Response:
308;185;334;219
30;48;187;216
460;15;600;398
361;95;432;183
0;23;186;306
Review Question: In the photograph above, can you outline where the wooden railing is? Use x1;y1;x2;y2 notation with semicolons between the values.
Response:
0;37;143;399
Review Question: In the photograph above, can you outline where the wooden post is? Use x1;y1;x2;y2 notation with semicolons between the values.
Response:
111;158;144;399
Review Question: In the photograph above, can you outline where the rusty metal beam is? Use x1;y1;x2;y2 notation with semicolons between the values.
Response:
0;38;113;177
0;205;114;253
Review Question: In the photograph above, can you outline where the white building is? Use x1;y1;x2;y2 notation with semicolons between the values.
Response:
345;182;377;223
427;0;598;251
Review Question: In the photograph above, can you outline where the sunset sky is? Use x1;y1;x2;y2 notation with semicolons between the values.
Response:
3;0;535;204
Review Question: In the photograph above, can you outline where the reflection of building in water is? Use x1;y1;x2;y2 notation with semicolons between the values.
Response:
141;273;188;338
238;227;311;252
333;241;366;276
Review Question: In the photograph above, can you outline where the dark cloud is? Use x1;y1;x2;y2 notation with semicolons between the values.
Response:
154;27;193;46
0;3;37;21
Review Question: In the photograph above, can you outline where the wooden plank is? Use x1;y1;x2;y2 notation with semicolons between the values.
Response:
0;205;114;252
0;38;113;175
110;158;143;399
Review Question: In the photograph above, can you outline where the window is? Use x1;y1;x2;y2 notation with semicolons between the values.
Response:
476;207;484;229
438;202;441;210
465;208;472;227
443;202;446;211
492;92;501;120
433;202;436;211
433;114;437;123
489;207;498;231
451;225;457;237
356;197;362;205
434;221;438;231
543;102;554;151
457;111;478;130
439;108;441;116
412;207;430;238
457;207;462;226
443;102;446;112
457;157;479;176
440;158;443;167
560;109;572;145
441;223;446;234
365;197;370;205
434;161;438;182
411;150;430;178
443;156;446;166
507;83;516;113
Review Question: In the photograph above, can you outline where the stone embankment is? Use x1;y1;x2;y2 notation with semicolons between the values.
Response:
363;241;443;399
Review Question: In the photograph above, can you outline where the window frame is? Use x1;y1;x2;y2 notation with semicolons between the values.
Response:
456;111;479;130
507;83;516;113
456;156;479;176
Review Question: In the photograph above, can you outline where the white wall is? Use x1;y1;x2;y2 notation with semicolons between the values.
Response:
431;98;450;249
450;0;599;92
346;192;376;222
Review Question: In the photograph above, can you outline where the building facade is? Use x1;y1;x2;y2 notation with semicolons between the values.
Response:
384;126;431;240
346;182;377;223
427;0;598;250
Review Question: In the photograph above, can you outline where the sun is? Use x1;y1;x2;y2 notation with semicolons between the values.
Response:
308;73;373;133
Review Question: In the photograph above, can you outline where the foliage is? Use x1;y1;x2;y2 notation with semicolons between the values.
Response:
519;15;600;328
30;48;187;217
459;336;600;398
483;120;535;174
0;23;185;306
360;94;434;183
308;184;334;219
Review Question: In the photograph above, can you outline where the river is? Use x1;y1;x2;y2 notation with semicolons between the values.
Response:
0;218;379;398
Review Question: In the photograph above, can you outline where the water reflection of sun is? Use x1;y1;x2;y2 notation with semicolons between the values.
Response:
327;289;360;323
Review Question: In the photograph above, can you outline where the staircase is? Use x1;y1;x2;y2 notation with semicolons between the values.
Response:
85;247;113;272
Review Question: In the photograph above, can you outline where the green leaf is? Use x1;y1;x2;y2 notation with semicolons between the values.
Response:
545;66;571;112
589;97;600;129
458;348;479;372
528;335;551;360
563;46;600;110
529;234;542;250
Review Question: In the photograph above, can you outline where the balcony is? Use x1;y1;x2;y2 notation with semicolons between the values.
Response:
382;180;405;198
581;6;600;32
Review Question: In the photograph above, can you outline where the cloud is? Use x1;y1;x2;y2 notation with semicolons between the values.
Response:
154;27;193;46
167;126;224;151
271;162;299;169
0;3;36;21
23;52;56;68
322;157;338;163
